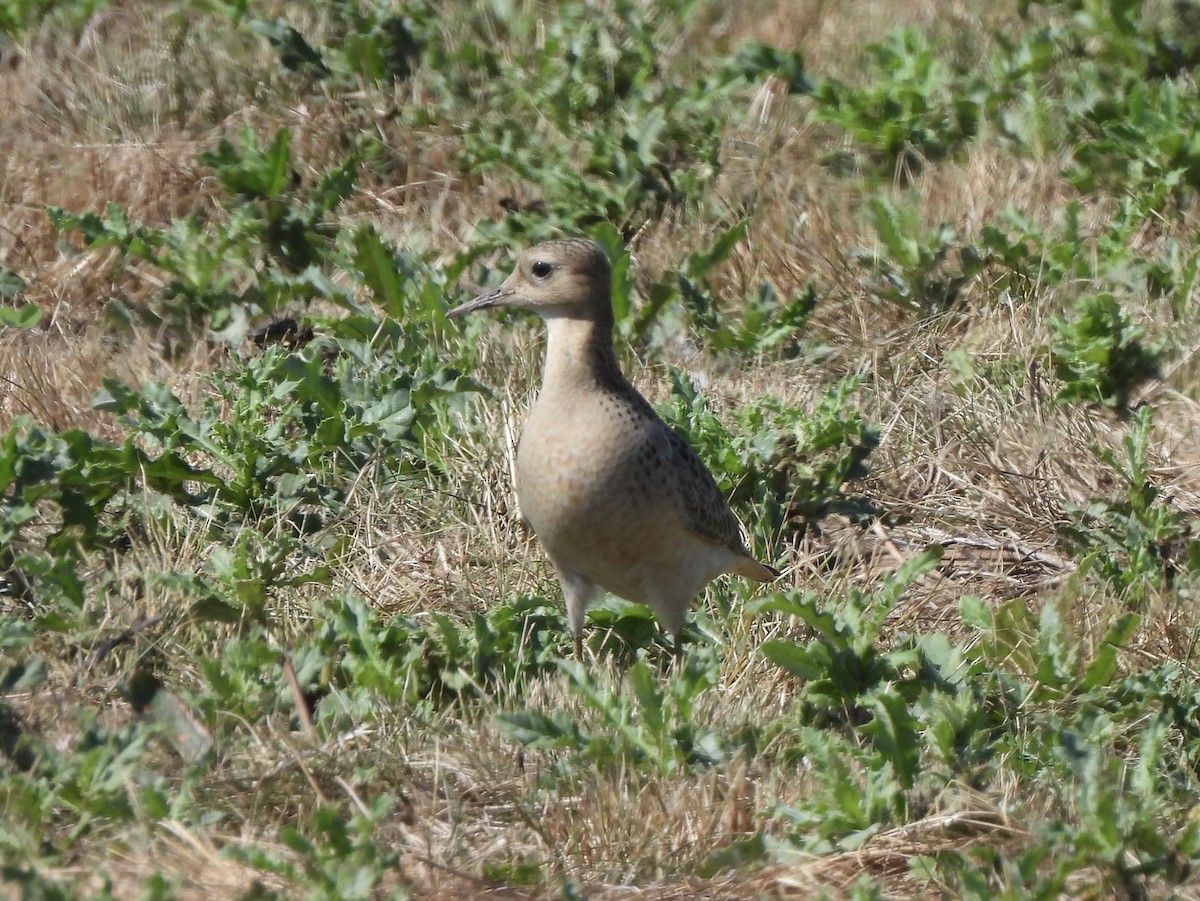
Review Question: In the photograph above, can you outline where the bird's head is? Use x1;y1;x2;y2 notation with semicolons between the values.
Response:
449;238;613;322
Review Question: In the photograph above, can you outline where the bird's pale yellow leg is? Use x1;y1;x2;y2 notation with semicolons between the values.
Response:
555;563;598;662
672;629;685;671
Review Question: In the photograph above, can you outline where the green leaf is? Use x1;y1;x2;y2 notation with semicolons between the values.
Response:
313;156;357;212
353;227;406;317
0;267;25;301
762;639;828;680
0;616;35;651
746;592;813;618
189;596;244;624
864;690;919;789
684;220;747;280
591;223;631;322
0;305;40;329
90;376;139;414
697;833;768;877
879;545;943;606
957;595;991;631
917;632;973;686
733;43;812;94
629;660;664;736
248;18;331;79
1079;613;1140;691
868;197;913;267
198;127;293;199
494;711;582;750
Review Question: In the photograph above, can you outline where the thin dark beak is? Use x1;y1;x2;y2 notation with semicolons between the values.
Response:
447;286;509;319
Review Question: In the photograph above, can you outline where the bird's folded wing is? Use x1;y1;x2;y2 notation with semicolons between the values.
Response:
656;424;747;552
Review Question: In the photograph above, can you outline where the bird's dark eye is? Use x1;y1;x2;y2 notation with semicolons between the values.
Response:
531;260;554;279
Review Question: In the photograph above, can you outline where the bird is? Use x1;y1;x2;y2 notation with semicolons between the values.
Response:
448;238;778;659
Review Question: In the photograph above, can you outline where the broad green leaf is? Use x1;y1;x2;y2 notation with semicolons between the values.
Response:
697;833;768;877
762;639;827;680
0;616;35;651
0;305;40;329
629;660;664;736
1079;613;1141;691
189;596;244;624
249;18;331;79
684;220;747;279
0;268;25;301
865;689;919;789
354;227;406;317
494;711;582;750
958;595;990;631
91;376;139;413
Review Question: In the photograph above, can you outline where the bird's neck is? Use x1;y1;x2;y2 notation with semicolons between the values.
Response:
539;313;626;395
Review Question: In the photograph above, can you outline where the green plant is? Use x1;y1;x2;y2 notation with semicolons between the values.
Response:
813;28;980;177
731;42;812;95
0;269;39;329
753;548;944;722
856;196;983;314
1144;237;1200;318
977;196;1173;307
445;3;788;240
769;726;909;852
237;0;438;87
977;204;1093;290
988;0;1200;156
1;298;472;623
943;593;1200;895
48;127;355;344
1049;293;1160;409
0;714;161;853
658;371;877;543
14;1;1200;895
94;332;470;527
1058;409;1200;600
0;415;218;621
960;593;1141;703
496;650;727;776
314;592;564;712
1069;80;1200;208
0;0;112;36
227;798;405;901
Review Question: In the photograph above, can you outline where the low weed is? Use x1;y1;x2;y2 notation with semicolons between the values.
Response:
1058;409;1200;601
49;127;355;346
0;269;38;329
496;651;726;777
658;371;878;543
1048;293;1160;410
813;28;981;178
225;798;403;901
857;196;984;314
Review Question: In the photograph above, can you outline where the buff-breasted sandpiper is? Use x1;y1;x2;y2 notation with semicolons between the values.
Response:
449;238;777;656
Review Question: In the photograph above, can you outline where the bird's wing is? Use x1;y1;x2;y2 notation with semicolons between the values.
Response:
655;423;747;552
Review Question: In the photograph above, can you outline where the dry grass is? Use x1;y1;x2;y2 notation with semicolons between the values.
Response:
4;0;1200;898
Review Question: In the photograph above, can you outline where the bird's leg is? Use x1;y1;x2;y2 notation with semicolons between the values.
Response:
672;629;685;671
556;564;598;663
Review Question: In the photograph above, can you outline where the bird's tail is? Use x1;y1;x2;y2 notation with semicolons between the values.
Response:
733;554;779;583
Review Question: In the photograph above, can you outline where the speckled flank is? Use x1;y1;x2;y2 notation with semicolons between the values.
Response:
450;238;777;648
